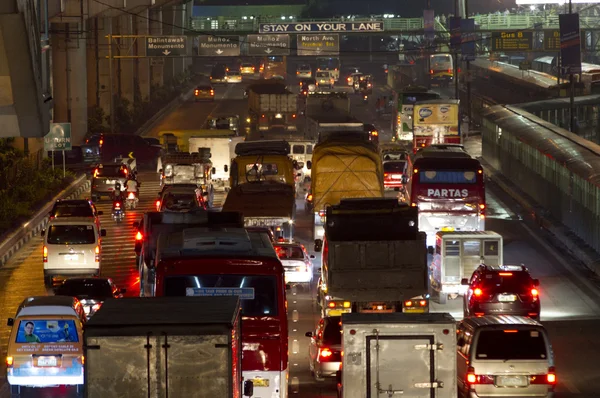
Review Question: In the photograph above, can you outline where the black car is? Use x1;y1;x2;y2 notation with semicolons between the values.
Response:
210;64;227;83
49;199;102;220
55;277;126;319
462;264;541;320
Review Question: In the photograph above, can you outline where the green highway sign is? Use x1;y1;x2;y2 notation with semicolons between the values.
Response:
44;123;72;151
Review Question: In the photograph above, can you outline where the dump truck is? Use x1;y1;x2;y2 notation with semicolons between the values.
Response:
247;81;297;132
308;133;383;240
188;135;245;193
314;198;428;315
338;312;457;398
84;296;253;398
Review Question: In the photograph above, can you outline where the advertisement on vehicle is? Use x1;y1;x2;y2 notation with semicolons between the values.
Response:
413;101;460;151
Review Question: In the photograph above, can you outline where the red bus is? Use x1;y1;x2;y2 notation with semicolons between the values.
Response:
413;100;460;153
409;145;485;246
152;227;289;397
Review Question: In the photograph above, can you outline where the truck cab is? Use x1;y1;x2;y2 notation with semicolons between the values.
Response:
429;231;503;304
230;140;297;189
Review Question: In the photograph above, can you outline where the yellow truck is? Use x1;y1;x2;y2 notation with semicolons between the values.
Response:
308;132;384;240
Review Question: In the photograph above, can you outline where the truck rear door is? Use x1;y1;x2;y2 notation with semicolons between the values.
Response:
367;333;437;397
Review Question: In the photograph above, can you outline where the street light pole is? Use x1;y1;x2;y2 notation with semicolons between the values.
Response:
568;0;575;133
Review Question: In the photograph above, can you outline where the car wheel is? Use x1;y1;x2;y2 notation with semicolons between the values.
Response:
313;370;325;382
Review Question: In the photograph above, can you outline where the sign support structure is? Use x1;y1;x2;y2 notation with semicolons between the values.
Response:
44;123;72;178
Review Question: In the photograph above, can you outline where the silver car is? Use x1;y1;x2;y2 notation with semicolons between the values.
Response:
315;71;334;88
305;316;342;381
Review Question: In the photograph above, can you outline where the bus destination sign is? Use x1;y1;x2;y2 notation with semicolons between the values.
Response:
491;31;533;51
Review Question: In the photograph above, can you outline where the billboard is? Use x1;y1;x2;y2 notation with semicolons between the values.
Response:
413;103;460;144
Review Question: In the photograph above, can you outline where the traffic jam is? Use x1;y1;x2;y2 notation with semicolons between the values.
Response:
4;57;557;398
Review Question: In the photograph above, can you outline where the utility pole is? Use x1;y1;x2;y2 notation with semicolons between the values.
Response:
108;32;115;133
465;0;472;132
454;0;459;100
568;0;575;133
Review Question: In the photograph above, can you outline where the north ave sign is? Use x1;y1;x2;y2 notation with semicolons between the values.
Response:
259;21;384;34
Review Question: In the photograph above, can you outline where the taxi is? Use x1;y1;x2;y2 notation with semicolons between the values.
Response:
240;63;255;75
194;85;214;102
225;71;242;83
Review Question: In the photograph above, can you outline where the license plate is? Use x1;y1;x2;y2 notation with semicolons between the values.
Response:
440;226;455;232
496;375;528;387
36;356;57;367
252;378;269;387
105;180;115;184
64;254;79;261
498;294;517;302
391;175;403;179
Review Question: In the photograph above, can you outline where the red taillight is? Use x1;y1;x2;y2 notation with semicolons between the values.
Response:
210;90;214;95
466;366;493;385
531;288;539;297
43;246;48;262
115;202;121;208
95;245;100;262
384;173;388;178
448;68;452;73
6;357;13;368
135;231;143;241
155;200;161;210
195;89;199;95
93;168;99;177
99;139;103;146
479;203;485;210
430;69;434;74
292;114;296;118
319;348;333;358
498;272;512;276
473;288;483;297
458;67;461;73
328;302;336;308
347;77;351;81
307;194;313;202
530;367;557;385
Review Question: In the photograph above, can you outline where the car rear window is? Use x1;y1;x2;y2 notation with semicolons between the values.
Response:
56;281;113;298
15;319;79;343
97;166;126;178
479;273;533;294
162;193;198;211
47;225;96;245
53;203;94;218
475;329;548;360
292;145;305;154
323;319;342;344
316;72;329;78
384;161;406;173
275;246;304;260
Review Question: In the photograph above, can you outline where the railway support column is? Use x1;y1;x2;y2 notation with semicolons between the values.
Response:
149;8;164;88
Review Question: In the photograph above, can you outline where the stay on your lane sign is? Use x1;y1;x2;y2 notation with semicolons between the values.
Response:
259;21;384;34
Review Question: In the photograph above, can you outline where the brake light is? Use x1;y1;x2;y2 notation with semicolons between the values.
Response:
195;89;199;95
6;357;13;367
371;130;378;136
307;194;313;202
93;168;99;177
430;69;434;74
529;366;557;385
479;203;485;210
328;302;336;308
99;139;103;146
210;90;214;95
43;246;48;262
155;200;161;211
384;173;389;178
466;366;493;385
95;245;100;262
448;68;452;73
319;348;333;358
128;192;135;199
115;202;121;208
473;288;483;297
498;272;512;276
347;77;351;81
531;288;539;297
292;114;296;118
135;231;143;241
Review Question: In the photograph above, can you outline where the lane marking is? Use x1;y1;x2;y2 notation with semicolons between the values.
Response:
292;339;299;354
290;376;300;394
292;309;299;322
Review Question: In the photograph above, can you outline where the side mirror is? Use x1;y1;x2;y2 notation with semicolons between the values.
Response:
285;283;291;291
457;337;466;347
310;255;315;259
133;221;139;229
305;331;313;337
120;288;127;294
7;318;14;327
97;211;104;216
243;380;254;397
212;167;216;175
41;230;45;237
314;239;323;253
306;161;312;170
159;169;163;174
224;165;228;172
427;246;434;255
101;229;107;237
461;278;469;286
402;175;409;184
533;279;540;287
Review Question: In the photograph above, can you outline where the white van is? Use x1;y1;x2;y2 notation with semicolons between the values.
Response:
42;217;106;287
457;315;556;398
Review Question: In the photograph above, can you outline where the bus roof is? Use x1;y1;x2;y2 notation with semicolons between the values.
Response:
414;99;460;105
413;156;482;169
156;227;277;260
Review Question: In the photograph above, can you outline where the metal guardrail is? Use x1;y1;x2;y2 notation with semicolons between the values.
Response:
189;13;600;33
0;175;90;267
